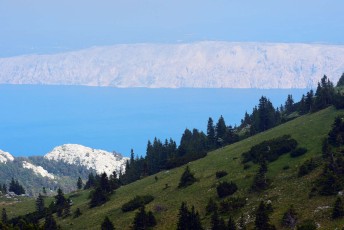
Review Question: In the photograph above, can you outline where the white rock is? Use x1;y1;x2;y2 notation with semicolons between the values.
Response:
44;144;128;176
0;42;343;89
0;150;14;163
22;161;55;179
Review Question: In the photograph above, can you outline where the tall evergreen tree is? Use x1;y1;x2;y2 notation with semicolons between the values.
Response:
36;193;45;214
332;197;344;219
55;188;67;217
77;177;83;190
44;212;58;230
207;117;216;150
101;216;115;230
254;201;275;230
314;75;335;111
132;206;156;230
211;209;226;230
1;208;7;224
284;94;294;114
337;73;344;87
177;202;203;230
227;216;236;230
216;116;227;147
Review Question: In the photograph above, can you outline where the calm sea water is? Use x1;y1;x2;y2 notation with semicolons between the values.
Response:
0;85;308;157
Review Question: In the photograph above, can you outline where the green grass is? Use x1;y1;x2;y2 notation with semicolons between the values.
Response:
1;107;344;229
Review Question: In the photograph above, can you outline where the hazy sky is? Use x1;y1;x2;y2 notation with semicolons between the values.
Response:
1;0;343;57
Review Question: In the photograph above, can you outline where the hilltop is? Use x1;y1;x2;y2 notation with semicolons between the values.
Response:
0;42;344;88
2;106;344;229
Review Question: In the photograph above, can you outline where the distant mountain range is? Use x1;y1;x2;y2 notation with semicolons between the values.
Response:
1;42;343;88
0;144;128;195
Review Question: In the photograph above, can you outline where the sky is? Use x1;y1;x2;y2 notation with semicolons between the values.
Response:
1;0;344;57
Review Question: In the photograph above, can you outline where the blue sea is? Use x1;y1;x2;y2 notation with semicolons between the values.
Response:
0;85;309;157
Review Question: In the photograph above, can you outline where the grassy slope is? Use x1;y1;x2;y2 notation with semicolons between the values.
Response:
2;107;344;229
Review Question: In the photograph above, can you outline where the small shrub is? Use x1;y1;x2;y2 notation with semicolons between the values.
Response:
243;164;251;170
290;147;308;158
121;195;154;212
206;198;218;215
215;171;228;179
296;219;316;230
216;181;238;198
283;165;290;170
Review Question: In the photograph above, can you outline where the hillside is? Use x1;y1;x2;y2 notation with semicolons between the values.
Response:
0;42;344;88
2;106;344;229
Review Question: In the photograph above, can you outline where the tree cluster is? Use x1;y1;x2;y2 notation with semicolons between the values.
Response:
9;178;25;195
132;206;156;230
89;172;119;208
0;183;7;194
121;195;154;212
216;181;238;198
178;165;197;188
177;202;203;230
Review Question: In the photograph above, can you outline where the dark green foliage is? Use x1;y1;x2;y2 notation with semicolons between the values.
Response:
296;219;316;230
333;92;344;109
337;73;344;87
77;177;83;190
101;216;115;230
132;206;156;230
290;147;308;158
55;188;68;217
283;165;290;170
242;135;298;163
0;183;7;194
332;197;344;219
211;209;226;230
206;198;218;215
254;201;275;230
35;193;45;214
207;117;217;150
84;172;97;189
121;195;154;212
2;208;7;224
178;165;197;188
251;161;269;192
73;208;82;218
298;158;320;177
215;171;228;179
281;206;298;228
177;202;203;230
44;212;58;230
219;197;246;213
216;181;238;198
227;216;236;230
313;75;335;111
239;214;246;230
89;187;109;208
9;178;25;195
284;94;295;114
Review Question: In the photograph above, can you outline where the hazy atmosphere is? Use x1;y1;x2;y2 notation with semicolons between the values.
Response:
1;0;343;57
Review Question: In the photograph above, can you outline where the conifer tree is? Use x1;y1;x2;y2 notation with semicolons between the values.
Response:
177;202;203;230
36;193;45;214
55;188;67;217
89;187;109;208
207;117;216;150
211;209;226;230
216;115;227;147
101;216;115;230
337;73;344;87
178;165;196;188
1;208;7;225
132;206;156;230
227;216;236;230
77;177;83;190
332;197;344;219
74;208;82;218
44;212;58;230
254;201;275;230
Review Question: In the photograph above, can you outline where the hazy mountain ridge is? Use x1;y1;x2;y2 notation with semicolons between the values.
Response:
1;42;343;88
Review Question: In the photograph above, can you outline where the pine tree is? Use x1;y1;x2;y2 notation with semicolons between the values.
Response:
337;73;344;87
206;198;218;215
74;208;82;218
332;197;344;219
55;188;67;217
101;216;115;230
178;165;196;188
36;193;45;214
132;206;156;230
254;201;275;230
177;202;189;230
216;115;227;147
77;177;83;190
44;212;58;230
207;117;216;150
211;209;226;230
89;187;109;208
284;94;294;114
1;208;7;224
100;172;112;193
227;216;236;230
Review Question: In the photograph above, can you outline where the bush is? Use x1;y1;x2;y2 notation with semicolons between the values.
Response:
219;197;246;213
296;219;316;230
283;165;290;170
216;181;238;198
298;158;319;177
242;135;298;163
290;147;307;158
215;171;228;179
178;166;197;188
121;195;154;212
